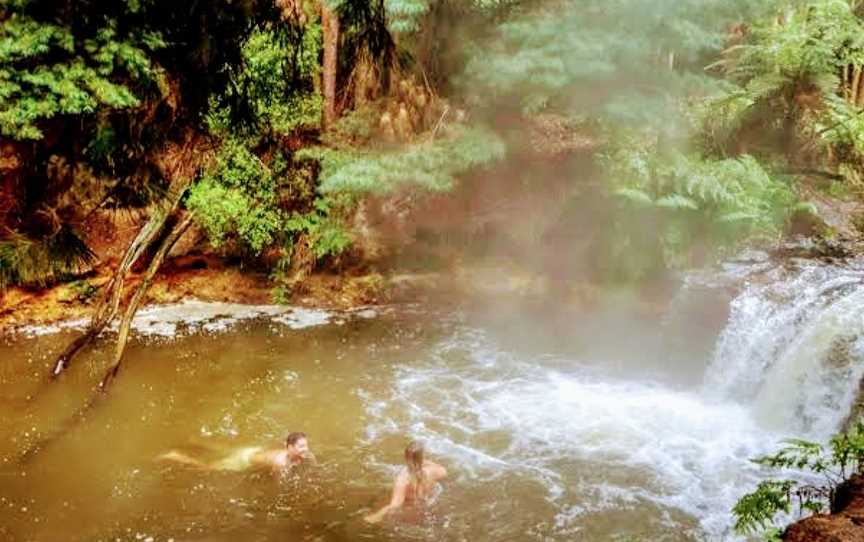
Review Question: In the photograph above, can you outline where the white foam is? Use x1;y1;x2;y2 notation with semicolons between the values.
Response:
271;307;331;329
15;318;90;336
360;317;830;540
10;300;364;337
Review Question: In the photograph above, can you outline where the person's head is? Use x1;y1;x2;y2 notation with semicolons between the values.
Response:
285;431;309;459
404;440;424;478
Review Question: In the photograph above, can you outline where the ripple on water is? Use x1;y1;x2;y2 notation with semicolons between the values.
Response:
361;326;792;541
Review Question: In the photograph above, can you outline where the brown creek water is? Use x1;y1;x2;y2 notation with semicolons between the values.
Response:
2;257;864;542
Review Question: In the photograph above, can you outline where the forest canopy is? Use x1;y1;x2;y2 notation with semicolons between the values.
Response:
2;0;863;290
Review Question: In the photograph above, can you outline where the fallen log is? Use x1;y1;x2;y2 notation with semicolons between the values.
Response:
48;131;209;379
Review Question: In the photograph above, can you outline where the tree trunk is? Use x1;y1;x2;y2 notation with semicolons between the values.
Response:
856;66;864;108
49;131;210;379
99;213;194;391
49;180;191;378
321;2;339;130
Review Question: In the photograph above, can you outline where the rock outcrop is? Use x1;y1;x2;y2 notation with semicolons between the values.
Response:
784;474;864;541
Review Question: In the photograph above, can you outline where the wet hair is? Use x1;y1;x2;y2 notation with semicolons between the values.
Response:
285;432;306;447
404;440;426;495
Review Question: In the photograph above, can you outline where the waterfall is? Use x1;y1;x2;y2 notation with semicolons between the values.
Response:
704;258;864;439
355;254;864;540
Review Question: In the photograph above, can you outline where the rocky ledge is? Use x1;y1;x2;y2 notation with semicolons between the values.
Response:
784;475;864;541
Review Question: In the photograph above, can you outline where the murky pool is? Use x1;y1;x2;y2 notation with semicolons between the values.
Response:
2;262;863;542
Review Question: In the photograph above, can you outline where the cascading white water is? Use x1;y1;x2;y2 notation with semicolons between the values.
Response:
361;256;864;540
705;258;864;439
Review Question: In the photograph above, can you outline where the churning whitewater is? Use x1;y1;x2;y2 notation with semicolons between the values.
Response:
362;257;864;540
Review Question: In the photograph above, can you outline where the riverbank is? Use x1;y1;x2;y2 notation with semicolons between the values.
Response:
0;255;387;333
0;253;631;335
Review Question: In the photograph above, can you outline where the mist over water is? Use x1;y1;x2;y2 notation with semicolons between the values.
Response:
2;254;863;541
361;254;864;540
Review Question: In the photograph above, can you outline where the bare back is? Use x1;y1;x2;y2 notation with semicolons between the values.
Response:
364;456;448;524
401;460;447;503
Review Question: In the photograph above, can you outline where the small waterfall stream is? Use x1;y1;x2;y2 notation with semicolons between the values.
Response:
705;257;864;439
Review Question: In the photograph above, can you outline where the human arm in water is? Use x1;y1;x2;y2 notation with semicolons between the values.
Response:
267;451;318;474
364;471;409;524
364;461;448;524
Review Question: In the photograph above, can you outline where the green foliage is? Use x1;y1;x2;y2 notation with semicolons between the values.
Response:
733;480;797;535
602;141;799;267
284;197;353;260
383;0;519;34
717;0;863;91
733;422;864;536
206;24;322;136
271;196;353;303
461;0;777;123
0;11;165;139
187;138;354;265
186;140;282;253
700;0;864;176
385;0;431;33
304;124;506;194
0;227;95;288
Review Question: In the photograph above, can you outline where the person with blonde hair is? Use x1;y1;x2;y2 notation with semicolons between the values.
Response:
364;440;448;523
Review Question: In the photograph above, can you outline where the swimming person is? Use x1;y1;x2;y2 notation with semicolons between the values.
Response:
364;440;448;524
159;431;316;473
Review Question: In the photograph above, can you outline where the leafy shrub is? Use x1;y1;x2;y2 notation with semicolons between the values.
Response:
205;23;321;137
284;197;354;260
186;139;282;253
0;11;166;139
302;124;506;194
733;422;864;537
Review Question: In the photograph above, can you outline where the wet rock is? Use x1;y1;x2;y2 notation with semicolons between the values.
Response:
784;474;864;541
769;237;856;262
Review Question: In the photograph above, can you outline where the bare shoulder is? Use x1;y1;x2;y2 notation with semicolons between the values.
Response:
425;460;447;480
252;448;285;468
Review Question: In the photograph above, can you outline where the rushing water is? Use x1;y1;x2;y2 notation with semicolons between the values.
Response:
1;256;864;542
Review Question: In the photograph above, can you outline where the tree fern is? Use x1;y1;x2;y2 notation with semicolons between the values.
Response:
0;226;95;288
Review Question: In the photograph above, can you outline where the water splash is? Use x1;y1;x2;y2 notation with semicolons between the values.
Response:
361;257;864;540
361;326;779;540
705;259;864;438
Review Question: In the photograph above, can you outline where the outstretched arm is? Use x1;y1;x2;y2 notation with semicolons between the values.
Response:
364;474;407;524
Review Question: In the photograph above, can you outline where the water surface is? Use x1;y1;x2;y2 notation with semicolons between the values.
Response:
2;259;863;541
